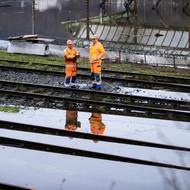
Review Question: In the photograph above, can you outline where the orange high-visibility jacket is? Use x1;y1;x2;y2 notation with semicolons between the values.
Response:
89;41;105;64
64;47;79;75
64;47;79;64
89;113;105;135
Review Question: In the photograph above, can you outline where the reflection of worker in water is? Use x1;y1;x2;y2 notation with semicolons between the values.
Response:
89;113;106;135
63;40;80;88
65;110;81;131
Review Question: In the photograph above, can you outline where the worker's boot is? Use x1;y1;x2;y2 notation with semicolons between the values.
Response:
71;76;77;88
95;84;102;90
89;83;96;89
95;73;101;89
92;83;97;89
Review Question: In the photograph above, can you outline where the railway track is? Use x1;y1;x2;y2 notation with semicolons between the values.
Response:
0;80;189;111
1;59;190;85
0;61;190;92
0;136;190;171
0;120;190;172
1;120;190;152
0;80;189;121
0;183;35;190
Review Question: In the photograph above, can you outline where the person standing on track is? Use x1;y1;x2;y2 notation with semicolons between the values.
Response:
89;35;105;89
63;40;80;88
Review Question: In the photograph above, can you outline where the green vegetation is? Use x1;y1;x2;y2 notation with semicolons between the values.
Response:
0;50;63;65
106;62;190;77
0;105;20;113
0;50;189;77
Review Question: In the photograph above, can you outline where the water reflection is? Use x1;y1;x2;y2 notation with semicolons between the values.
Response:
65;110;106;137
158;167;190;190
0;106;190;190
89;112;105;135
65;110;80;131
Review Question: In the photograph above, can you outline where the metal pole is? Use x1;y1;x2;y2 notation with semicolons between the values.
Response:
134;0;138;44
144;54;147;64
86;0;90;40
119;50;121;64
188;1;190;48
100;0;103;24
173;55;176;70
32;0;35;34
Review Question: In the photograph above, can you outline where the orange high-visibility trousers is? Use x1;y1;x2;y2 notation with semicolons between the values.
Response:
90;62;101;87
64;63;77;86
65;62;77;77
90;61;101;73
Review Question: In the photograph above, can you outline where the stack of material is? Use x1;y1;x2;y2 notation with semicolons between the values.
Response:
7;34;54;56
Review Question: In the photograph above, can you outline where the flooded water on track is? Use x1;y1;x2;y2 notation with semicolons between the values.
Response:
0;107;190;190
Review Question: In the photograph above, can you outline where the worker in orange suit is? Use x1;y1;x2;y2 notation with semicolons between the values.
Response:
89;35;105;89
63;40;80;88
65;110;81;131
89;113;106;135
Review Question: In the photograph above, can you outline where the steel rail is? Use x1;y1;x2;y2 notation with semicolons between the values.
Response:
0;183;36;190
0;80;189;111
1;58;190;84
0;65;189;92
0;89;189;122
0;120;190;152
0;136;189;171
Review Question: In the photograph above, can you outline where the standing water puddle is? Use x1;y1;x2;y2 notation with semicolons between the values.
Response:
0;107;190;190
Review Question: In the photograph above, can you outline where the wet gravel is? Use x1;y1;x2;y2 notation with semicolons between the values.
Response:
0;70;66;86
0;69;117;92
0;69;189;101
